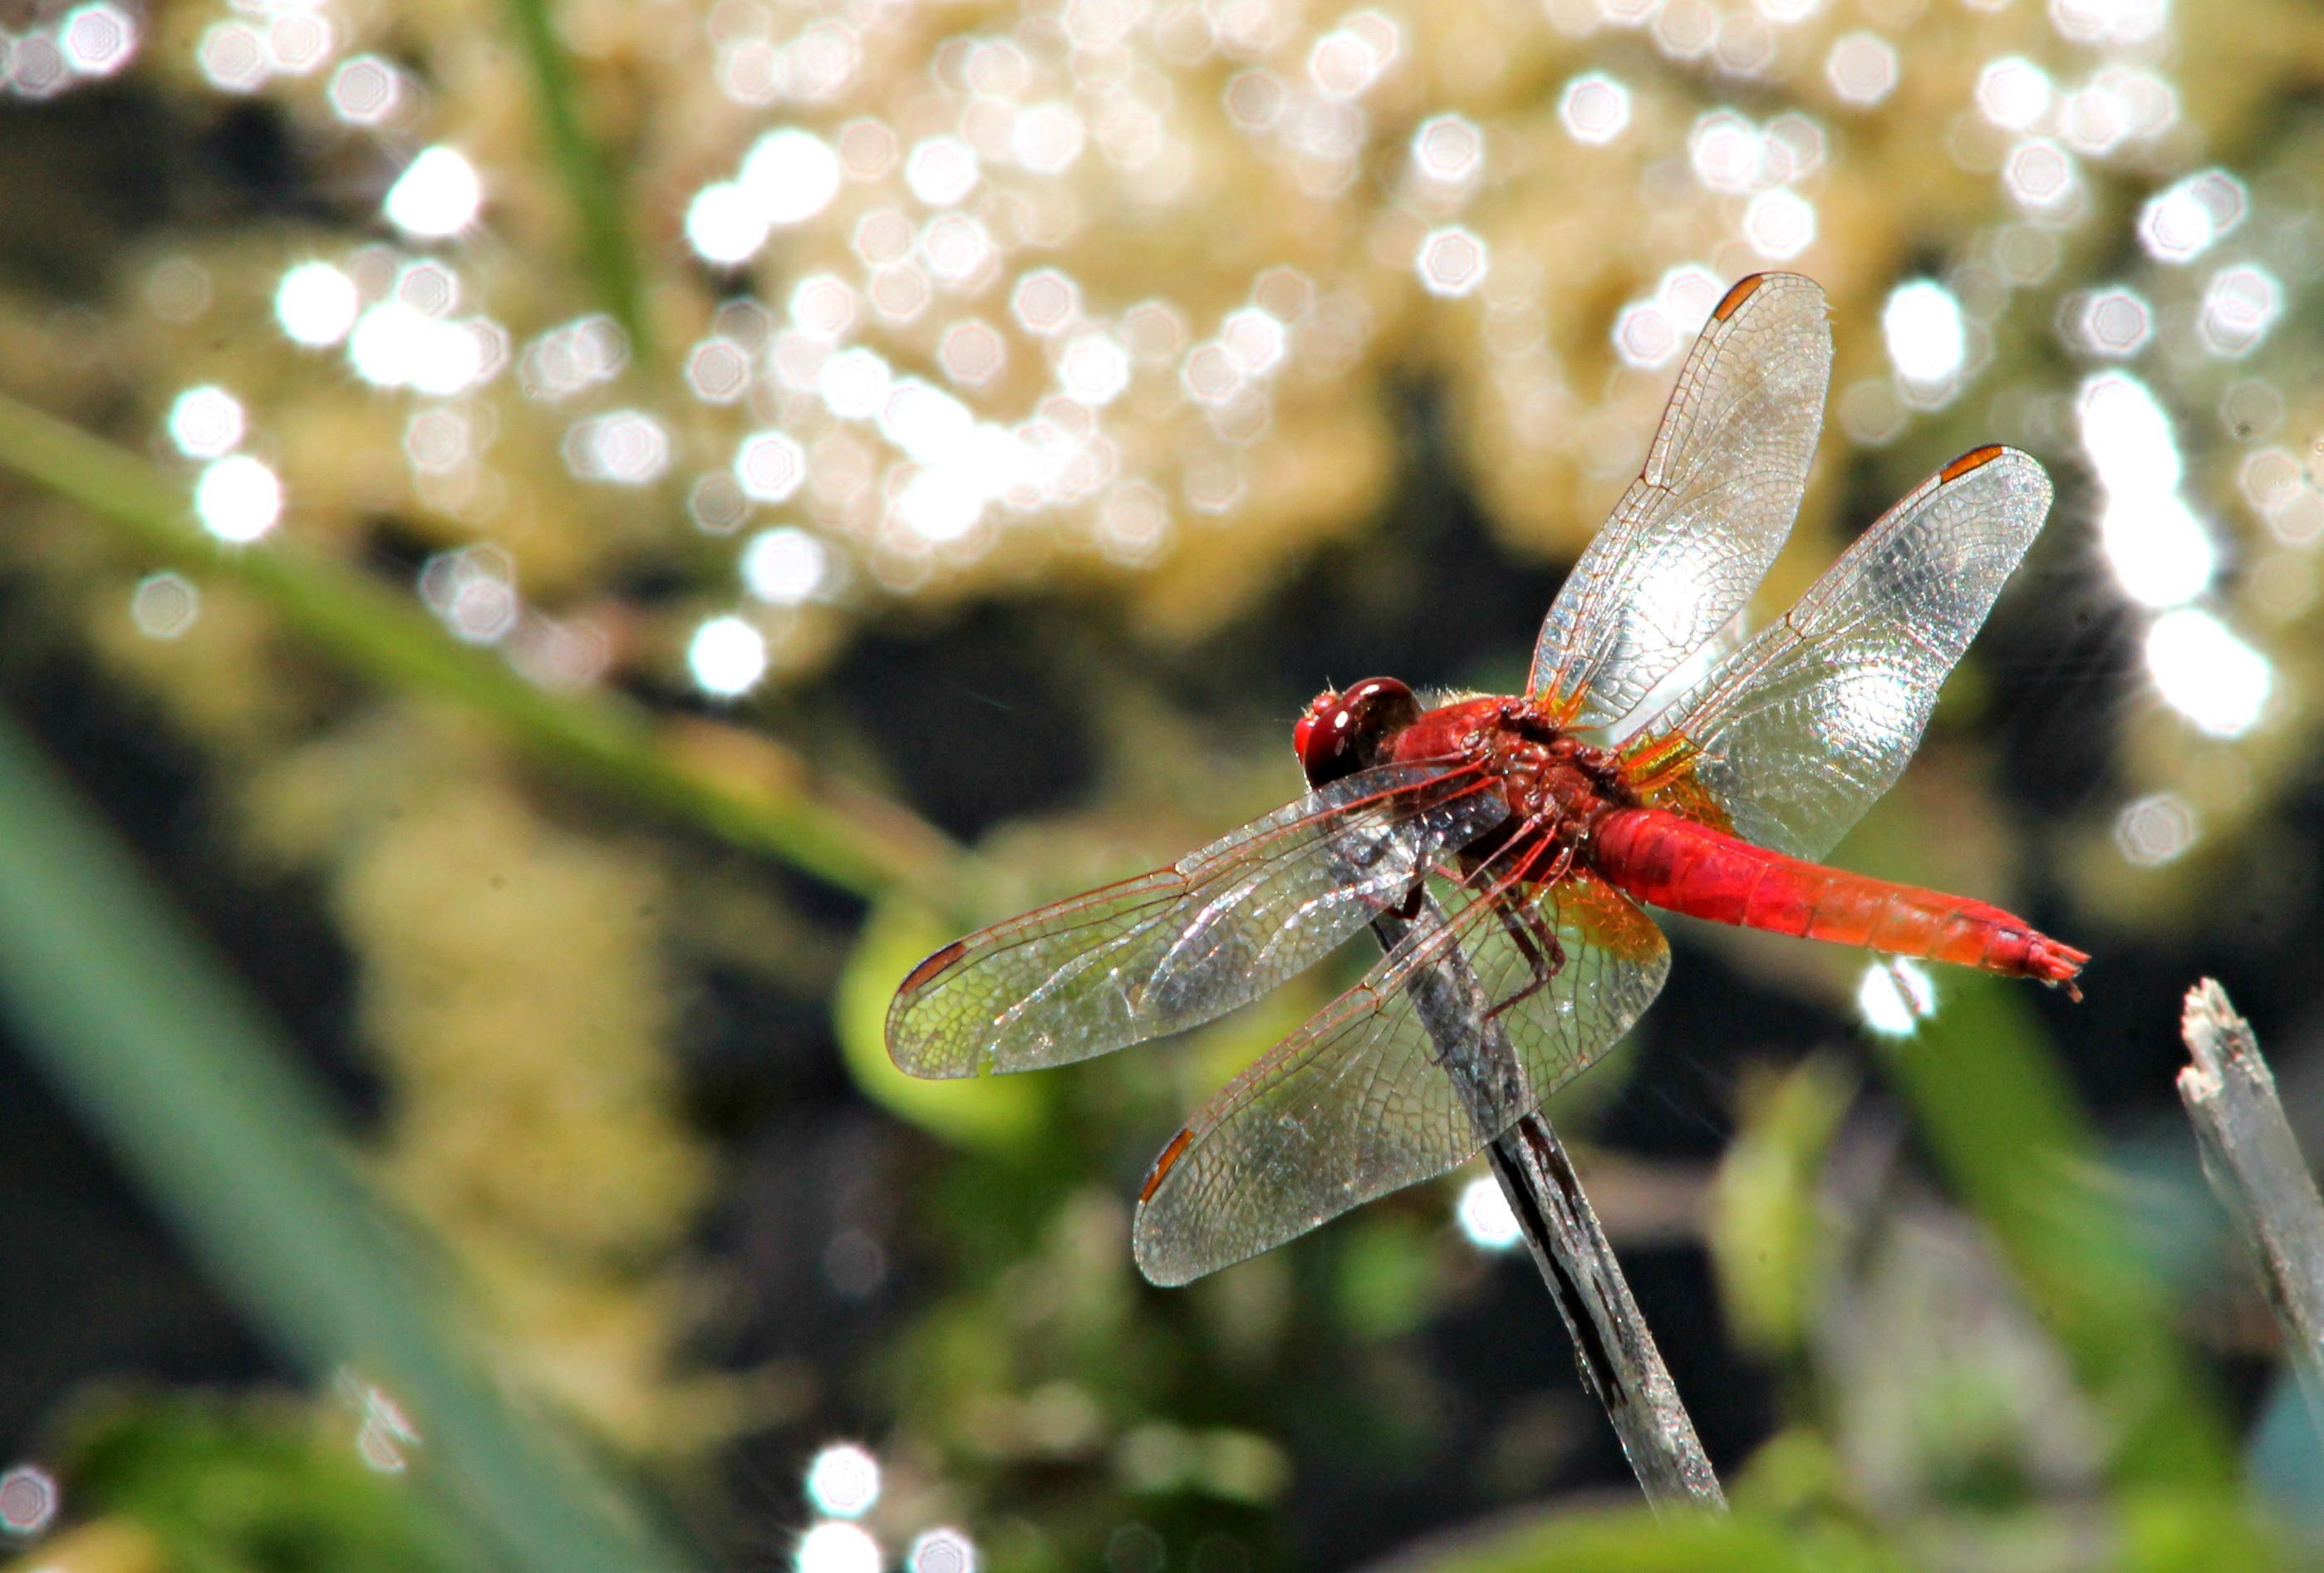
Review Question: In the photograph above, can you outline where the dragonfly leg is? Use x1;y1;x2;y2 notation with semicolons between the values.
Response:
1485;838;1572;1023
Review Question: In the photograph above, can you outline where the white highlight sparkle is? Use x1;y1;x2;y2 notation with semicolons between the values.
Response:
1881;280;1965;387
689;616;768;697
1415;226;1488;297
905;135;980;206
1456;1175;1521;1251
275;262;359;347
743;130;843;226
1825;32;1897;106
564;410;671;485
2137;170;2246;263
735;430;807;501
2198;265;2283;357
742;528;831;605
167;386;245;459
384;146;483;238
908;1528;977;1573
1559;72;1630;144
804;1444;882;1518
1975;57;2053;132
2145;609;2271;738
1858;958;1935;1038
2078;372;2213;607
686;182;771;266
195;455;283;543
797;1521;882;1573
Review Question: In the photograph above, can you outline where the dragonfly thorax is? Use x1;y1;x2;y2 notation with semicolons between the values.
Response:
1384;694;1639;871
1299;681;1636;868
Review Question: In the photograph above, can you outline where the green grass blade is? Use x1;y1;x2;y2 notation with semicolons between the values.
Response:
0;706;705;1573
0;389;956;901
498;0;652;360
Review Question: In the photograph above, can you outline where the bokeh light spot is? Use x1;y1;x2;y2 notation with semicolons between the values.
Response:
195;455;283;543
1558;72;1629;144
909;1527;977;1573
1415;227;1487;297
743;528;831;605
2145;610;2271;738
689;616;769;698
744;130;843;226
2137;170;2245;263
167;386;245;460
2065;287;2152;358
804;1443;882;1517
1858;958;1935;1037
686;182;771;266
1456;1175;1521;1251
939;321;1007;387
797;1521;880;1573
1824;32;1896;106
0;1465;58;1536
275;261;358;347
385;146;483;238
2114;791;2199;867
1881;280;1965;389
563;410;671;485
328;54;405;124
1742;189;1815;259
2198;265;2283;357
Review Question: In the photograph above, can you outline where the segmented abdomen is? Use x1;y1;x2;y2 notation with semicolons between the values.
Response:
1589;807;2086;986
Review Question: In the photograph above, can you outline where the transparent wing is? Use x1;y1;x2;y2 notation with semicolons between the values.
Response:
887;764;1511;1079
1133;871;1669;1285
1529;273;1833;730
1628;446;2054;861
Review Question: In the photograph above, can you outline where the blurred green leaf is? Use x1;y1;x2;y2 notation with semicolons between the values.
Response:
1835;792;2236;1491
837;896;1048;1153
1392;1504;1898;1573
496;0;651;361
0;390;955;902
1335;1217;1437;1343
0;707;704;1573
60;1391;470;1573
1708;1054;1858;1358
1880;976;2235;1490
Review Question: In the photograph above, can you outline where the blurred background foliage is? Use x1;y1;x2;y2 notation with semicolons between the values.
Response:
2;0;2324;1565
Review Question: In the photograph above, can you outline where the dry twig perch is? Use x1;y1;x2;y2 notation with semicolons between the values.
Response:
1373;895;1725;1514
2179;979;2324;1440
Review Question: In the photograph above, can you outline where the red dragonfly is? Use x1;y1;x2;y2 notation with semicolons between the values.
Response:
887;273;2085;1286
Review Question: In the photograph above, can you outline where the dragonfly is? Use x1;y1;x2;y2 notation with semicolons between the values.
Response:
887;272;2085;1288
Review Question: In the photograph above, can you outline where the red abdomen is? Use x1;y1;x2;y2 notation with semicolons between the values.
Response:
1590;808;2087;987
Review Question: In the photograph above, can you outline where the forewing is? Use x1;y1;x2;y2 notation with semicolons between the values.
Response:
1133;870;1669;1285
1630;446;2053;860
1529;273;1833;730
886;764;1510;1079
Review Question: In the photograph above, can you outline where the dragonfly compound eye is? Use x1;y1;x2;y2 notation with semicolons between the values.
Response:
1295;676;1420;788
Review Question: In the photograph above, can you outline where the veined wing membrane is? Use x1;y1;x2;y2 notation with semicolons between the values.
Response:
1133;869;1669;1285
1628;446;2053;861
1529;272;1833;731
887;764;1510;1079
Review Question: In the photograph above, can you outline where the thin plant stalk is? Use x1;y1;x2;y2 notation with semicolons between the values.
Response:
1372;896;1724;1514
0;389;956;902
498;0;651;361
2178;978;2324;1442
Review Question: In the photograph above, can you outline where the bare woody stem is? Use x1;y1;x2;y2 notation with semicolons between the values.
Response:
2178;979;2324;1442
1371;896;1725;1515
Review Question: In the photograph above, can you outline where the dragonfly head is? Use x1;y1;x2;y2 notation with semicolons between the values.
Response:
1295;676;1422;789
